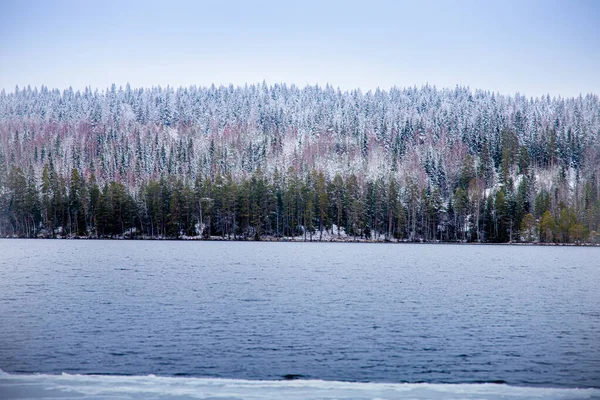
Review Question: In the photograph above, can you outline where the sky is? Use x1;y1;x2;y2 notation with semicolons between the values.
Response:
1;0;599;98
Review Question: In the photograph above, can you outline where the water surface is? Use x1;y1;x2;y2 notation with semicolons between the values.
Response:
0;240;599;396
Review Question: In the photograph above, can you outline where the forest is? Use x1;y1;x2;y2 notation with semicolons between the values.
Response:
0;83;599;243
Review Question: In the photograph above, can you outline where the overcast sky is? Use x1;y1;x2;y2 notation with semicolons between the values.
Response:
1;0;599;97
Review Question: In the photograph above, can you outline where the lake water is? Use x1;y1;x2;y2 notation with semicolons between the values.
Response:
0;240;599;399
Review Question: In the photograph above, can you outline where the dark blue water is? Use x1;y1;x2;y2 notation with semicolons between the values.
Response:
0;240;599;388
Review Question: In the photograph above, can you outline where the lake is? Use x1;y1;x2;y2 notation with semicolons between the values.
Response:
0;240;599;399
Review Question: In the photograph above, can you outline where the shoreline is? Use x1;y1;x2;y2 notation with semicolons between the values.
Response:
1;236;598;246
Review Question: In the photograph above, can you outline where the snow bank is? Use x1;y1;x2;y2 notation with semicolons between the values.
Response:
0;370;599;400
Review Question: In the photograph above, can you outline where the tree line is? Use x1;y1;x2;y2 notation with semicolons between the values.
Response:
1;160;598;243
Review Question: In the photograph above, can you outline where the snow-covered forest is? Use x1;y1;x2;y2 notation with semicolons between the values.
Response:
1;83;599;242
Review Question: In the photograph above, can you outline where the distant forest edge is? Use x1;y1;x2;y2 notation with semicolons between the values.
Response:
0;83;599;243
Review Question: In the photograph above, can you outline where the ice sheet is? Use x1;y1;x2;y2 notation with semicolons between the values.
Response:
1;370;599;400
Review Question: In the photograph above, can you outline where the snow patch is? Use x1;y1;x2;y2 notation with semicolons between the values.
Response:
0;371;598;400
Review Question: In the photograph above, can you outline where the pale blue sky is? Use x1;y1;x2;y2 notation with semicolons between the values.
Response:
1;0;599;97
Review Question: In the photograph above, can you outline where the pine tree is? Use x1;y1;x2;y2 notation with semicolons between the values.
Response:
69;168;85;236
315;171;328;240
